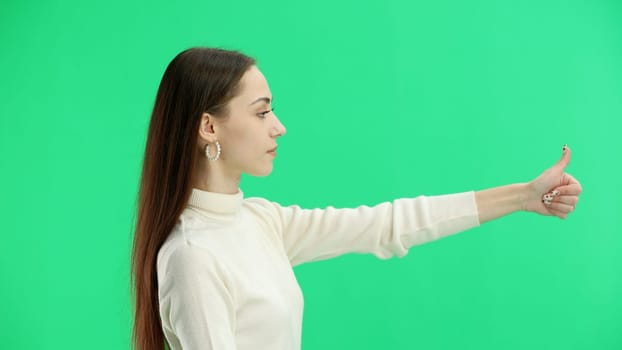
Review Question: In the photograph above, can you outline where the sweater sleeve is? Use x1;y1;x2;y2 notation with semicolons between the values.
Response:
249;191;480;267
157;243;237;350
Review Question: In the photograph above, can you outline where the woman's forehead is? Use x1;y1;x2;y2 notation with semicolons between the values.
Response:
238;67;271;104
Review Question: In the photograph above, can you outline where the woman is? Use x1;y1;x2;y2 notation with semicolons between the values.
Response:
131;47;582;350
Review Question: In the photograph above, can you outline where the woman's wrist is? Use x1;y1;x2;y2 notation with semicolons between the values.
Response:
519;182;536;212
475;182;531;224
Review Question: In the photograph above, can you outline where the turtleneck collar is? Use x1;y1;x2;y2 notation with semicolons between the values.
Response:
187;188;244;216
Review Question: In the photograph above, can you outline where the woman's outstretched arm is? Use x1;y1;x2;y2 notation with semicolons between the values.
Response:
475;183;528;224
475;145;583;224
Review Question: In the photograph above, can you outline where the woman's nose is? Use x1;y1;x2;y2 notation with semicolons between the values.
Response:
273;114;286;137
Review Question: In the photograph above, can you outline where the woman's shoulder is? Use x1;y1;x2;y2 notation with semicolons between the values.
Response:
242;196;280;218
243;195;273;207
156;229;224;278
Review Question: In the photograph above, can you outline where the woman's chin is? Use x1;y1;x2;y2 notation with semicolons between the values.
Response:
247;165;274;177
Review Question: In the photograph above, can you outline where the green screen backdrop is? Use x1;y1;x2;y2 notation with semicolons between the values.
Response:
1;0;620;349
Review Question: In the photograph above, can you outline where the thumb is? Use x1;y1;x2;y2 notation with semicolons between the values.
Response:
555;144;571;170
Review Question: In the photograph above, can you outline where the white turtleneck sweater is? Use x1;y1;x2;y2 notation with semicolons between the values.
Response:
156;189;481;350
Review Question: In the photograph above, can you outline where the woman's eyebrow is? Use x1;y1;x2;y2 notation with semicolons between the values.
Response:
249;97;272;106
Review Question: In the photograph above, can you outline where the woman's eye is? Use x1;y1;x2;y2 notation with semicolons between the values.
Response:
258;107;275;118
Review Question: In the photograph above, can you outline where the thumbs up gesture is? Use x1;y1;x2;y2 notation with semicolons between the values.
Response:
523;145;583;219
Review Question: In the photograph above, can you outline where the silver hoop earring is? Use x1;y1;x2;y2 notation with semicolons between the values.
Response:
205;141;221;161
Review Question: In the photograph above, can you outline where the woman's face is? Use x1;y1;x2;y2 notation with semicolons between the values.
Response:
210;65;287;177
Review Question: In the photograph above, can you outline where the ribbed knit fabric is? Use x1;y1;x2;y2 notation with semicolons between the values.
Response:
157;188;481;350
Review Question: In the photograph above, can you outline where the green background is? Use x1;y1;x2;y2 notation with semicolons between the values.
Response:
1;0;620;348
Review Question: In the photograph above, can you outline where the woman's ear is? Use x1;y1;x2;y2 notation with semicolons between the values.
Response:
198;112;218;143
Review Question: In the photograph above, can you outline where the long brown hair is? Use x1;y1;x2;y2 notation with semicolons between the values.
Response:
131;47;255;350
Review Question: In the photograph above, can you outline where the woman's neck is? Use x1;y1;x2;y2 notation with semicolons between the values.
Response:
193;161;241;194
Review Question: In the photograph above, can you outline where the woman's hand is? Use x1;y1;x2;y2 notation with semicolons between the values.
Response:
522;145;583;219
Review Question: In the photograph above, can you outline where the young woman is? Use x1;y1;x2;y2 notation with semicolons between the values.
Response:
131;47;582;350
